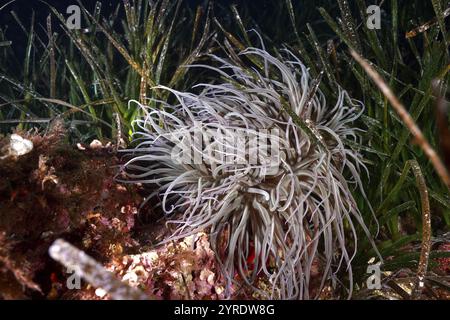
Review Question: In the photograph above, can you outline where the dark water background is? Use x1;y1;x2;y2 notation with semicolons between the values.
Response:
0;0;234;33
0;0;440;70
0;0;253;59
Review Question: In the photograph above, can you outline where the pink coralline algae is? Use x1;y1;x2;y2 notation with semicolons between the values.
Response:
115;233;229;300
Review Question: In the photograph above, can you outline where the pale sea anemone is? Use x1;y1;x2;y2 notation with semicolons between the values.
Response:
120;44;379;299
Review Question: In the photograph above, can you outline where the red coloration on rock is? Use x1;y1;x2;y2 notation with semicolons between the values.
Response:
436;243;450;274
0;128;142;299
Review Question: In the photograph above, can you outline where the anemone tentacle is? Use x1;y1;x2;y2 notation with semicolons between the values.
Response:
121;45;378;299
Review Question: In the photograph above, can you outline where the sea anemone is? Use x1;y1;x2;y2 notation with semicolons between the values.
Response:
120;44;378;299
